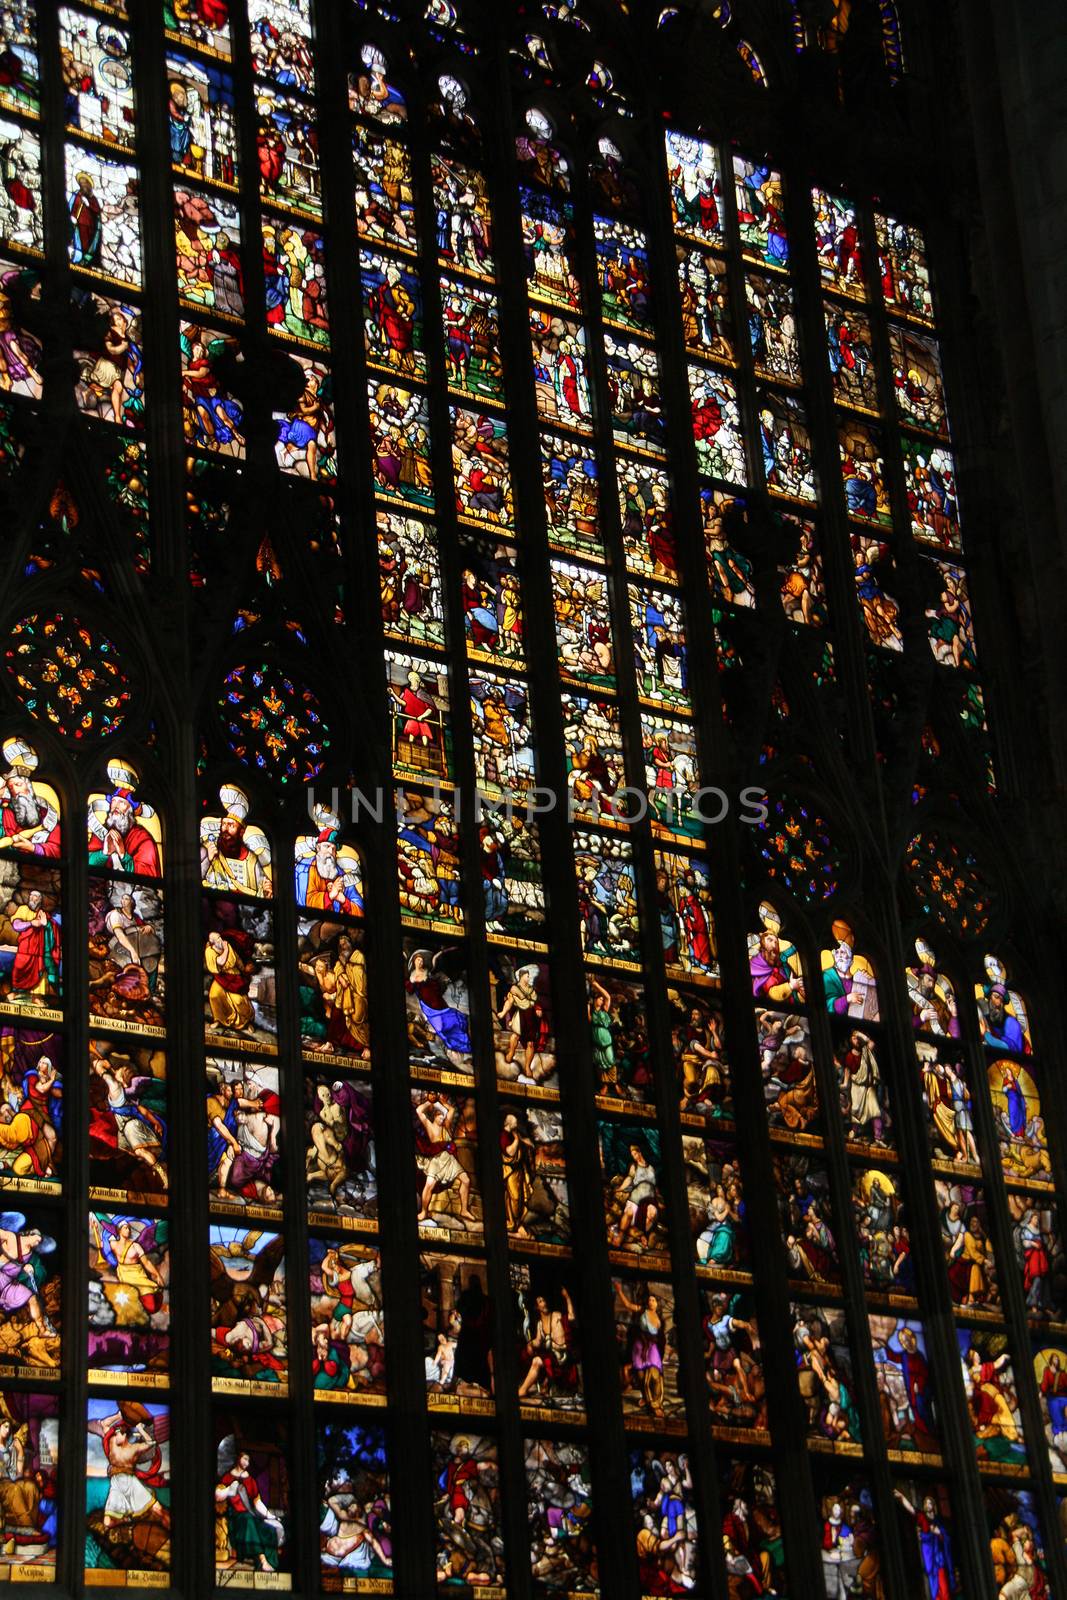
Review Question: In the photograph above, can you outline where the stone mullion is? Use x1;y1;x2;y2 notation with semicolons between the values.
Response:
484;61;641;1599
639;109;828;1598
310;7;440;1598
407;93;533;1600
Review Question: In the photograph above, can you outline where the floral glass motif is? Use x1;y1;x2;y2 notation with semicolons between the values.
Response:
6;613;131;738
219;661;330;782
757;794;842;901
905;833;994;939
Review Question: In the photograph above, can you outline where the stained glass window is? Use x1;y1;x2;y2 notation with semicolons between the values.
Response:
0;1;1061;1594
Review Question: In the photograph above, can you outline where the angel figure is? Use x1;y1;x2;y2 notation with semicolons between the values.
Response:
90;1215;166;1319
406;947;471;1066
90;1042;167;1190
